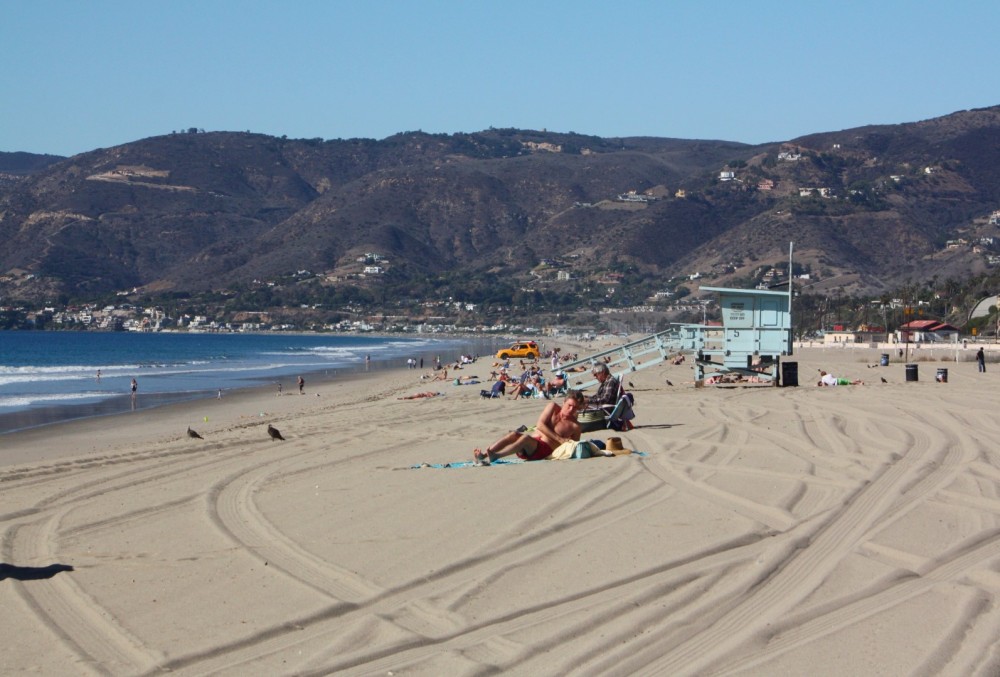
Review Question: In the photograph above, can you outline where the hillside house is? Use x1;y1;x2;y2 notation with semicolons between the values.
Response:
799;187;832;198
616;191;655;203
719;171;736;182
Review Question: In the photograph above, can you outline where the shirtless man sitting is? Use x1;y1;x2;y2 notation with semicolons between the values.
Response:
474;390;585;465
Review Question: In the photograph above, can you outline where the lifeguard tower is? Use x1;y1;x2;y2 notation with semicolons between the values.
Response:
692;286;793;385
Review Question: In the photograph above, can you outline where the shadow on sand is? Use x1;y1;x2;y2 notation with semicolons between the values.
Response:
0;563;74;581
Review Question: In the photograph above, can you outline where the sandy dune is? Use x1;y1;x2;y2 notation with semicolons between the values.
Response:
3;344;1000;675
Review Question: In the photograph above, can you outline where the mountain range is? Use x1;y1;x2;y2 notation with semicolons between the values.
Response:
3;106;1000;304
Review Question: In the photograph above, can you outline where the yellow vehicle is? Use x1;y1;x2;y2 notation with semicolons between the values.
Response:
495;341;540;360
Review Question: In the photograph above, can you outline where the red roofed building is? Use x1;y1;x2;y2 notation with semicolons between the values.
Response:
898;319;960;343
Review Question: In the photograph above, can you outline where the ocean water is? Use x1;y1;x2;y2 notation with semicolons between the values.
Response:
0;331;493;434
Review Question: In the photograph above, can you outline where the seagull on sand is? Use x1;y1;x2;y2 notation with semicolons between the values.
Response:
187;427;204;440
267;424;285;441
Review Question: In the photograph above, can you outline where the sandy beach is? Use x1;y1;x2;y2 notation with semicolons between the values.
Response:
3;341;1000;675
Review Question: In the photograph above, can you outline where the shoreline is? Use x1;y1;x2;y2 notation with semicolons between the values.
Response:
0;333;505;437
0;335;587;468
0;362;415;468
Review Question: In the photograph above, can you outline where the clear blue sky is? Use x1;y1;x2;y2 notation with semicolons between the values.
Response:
4;0;999;157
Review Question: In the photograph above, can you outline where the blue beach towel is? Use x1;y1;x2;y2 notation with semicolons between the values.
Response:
411;458;525;469
411;451;645;469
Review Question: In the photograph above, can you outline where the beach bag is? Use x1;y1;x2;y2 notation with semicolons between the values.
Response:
572;441;601;459
549;440;601;460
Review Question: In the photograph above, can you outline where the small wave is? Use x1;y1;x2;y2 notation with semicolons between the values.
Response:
0;392;114;409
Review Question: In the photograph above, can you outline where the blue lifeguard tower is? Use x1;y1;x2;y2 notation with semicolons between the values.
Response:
692;286;793;384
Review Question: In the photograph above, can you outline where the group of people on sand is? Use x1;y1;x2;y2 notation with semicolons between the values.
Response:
487;363;571;400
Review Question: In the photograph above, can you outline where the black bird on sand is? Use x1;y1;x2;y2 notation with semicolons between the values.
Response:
267;424;285;441
628;381;635;389
665;379;674;386
187;427;204;440
881;377;888;384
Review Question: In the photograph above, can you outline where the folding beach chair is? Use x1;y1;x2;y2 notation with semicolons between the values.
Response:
604;392;636;431
480;381;505;399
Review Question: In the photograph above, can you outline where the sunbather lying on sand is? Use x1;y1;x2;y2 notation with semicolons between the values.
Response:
398;391;444;400
473;390;584;465
817;370;864;386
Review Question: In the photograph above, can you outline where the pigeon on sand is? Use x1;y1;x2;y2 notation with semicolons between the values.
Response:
267;424;286;441
187;427;204;439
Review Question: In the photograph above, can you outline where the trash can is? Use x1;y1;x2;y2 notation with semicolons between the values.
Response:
905;363;918;382
936;368;948;383
880;353;889;367
781;361;798;387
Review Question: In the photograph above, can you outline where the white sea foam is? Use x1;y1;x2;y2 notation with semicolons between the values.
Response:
0;391;113;409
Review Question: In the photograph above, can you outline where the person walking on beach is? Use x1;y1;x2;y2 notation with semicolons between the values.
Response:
977;347;986;373
365;354;371;371
130;378;138;410
298;375;305;394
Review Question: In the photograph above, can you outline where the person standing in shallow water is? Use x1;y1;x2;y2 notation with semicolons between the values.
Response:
977;347;986;373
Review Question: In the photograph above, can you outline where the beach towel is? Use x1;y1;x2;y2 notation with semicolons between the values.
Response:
410;450;644;469
411;458;525;469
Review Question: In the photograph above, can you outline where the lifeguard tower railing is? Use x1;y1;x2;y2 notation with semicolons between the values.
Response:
560;328;688;392
691;286;793;384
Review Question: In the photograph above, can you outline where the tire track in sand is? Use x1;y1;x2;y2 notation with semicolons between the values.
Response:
606;390;974;675
3;514;165;674
155;445;684;674
713;526;1000;675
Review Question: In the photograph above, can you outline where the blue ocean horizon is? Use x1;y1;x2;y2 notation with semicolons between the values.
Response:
0;331;499;434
